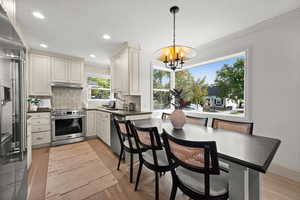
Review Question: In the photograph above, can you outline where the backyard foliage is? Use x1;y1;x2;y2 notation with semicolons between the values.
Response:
214;58;244;106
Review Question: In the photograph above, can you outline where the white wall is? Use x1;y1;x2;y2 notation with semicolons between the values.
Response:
185;9;300;178
142;8;300;180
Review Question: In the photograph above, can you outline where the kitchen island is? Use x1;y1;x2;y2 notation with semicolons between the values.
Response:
85;108;152;155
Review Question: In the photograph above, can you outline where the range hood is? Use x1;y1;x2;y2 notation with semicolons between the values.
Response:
50;82;83;89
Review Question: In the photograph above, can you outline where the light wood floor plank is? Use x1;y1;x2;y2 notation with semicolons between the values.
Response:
28;139;300;200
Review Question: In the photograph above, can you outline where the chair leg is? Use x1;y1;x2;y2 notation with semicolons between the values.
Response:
155;171;159;200
117;147;124;170
130;153;133;183
135;161;143;191
169;181;177;200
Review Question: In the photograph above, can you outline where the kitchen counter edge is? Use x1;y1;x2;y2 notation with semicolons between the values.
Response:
84;108;152;116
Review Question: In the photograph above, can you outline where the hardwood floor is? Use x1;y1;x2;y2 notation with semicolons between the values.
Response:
28;139;300;200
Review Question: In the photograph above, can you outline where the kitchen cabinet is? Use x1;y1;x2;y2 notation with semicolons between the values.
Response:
69;60;83;83
28;112;51;148
86;111;96;137
27;117;32;169
96;111;111;146
51;57;68;82
51;57;83;84
111;42;141;95
29;53;51;96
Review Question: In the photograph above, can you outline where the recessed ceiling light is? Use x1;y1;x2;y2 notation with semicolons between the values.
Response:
89;54;96;58
32;11;45;19
40;43;48;48
102;34;111;40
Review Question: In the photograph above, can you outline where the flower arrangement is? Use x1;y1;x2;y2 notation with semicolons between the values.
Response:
169;89;191;110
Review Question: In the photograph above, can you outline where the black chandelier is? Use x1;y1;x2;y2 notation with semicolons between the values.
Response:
154;6;196;71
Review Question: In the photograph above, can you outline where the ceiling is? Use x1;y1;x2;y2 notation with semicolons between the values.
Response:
16;0;300;66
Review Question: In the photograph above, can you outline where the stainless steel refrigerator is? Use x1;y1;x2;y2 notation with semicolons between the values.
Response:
0;5;27;200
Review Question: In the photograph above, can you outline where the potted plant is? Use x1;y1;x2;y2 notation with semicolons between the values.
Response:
168;89;190;129
27;98;41;112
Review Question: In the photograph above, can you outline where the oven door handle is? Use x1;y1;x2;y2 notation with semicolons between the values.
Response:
51;115;86;120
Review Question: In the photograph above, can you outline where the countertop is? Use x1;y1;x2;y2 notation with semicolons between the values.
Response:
84;108;152;116
27;108;51;113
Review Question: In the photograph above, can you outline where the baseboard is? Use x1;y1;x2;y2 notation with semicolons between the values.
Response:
85;135;97;140
268;164;300;182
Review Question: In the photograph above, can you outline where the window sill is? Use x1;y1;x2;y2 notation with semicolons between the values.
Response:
152;109;246;120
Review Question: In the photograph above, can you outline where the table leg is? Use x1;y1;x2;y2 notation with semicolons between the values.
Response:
228;161;248;200
248;169;261;200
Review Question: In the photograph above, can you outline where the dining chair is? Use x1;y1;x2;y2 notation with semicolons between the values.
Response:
186;115;208;127
113;118;145;183
212;118;253;135
212;118;254;172
161;112;171;120
130;124;171;200
161;131;229;200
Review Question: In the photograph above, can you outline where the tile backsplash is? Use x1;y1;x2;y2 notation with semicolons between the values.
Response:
52;88;83;109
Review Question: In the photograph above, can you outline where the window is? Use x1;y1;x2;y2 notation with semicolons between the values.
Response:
152;68;171;110
175;52;246;117
87;75;111;100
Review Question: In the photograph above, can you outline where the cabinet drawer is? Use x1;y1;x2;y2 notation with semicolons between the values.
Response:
29;112;50;118
31;124;51;133
32;131;51;145
31;117;50;125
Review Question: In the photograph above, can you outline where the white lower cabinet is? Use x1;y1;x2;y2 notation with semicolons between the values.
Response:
95;111;111;146
27;117;32;169
28;112;51;148
86;111;97;137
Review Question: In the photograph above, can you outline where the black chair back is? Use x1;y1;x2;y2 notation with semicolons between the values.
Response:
212;118;253;135
113;118;135;149
186;115;208;127
162;131;220;198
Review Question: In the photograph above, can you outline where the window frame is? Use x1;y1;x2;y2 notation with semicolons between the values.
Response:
151;66;174;110
87;74;112;101
151;50;250;120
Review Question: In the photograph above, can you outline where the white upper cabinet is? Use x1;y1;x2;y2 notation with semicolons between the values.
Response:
51;57;68;82
111;42;141;95
69;60;83;83
29;53;51;96
50;57;84;84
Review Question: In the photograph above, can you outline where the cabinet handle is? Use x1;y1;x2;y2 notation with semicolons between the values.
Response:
36;137;43;140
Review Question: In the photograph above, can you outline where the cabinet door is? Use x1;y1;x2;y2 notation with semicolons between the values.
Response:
69;61;83;84
103;113;111;146
129;48;141;95
96;112;102;138
51;57;68;82
119;49;129;94
29;54;51;96
87;111;96;137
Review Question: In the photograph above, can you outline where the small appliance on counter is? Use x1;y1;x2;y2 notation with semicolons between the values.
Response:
102;100;116;109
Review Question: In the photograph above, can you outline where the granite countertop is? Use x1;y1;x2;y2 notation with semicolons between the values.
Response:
84;108;152;116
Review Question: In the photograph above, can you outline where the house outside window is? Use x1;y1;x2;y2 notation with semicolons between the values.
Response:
152;69;172;110
175;52;246;117
87;75;111;100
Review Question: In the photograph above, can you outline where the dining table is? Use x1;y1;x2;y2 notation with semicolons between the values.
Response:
133;118;281;200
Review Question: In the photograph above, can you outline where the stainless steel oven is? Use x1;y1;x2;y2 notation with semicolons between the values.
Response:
51;109;86;146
